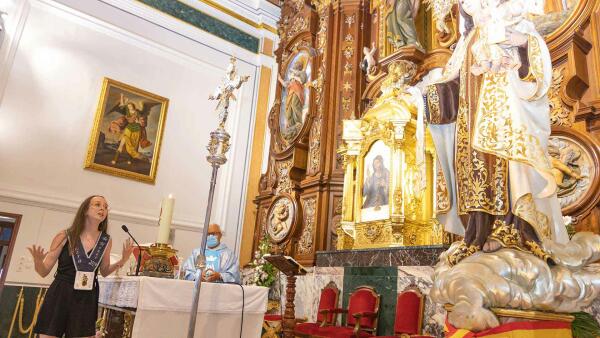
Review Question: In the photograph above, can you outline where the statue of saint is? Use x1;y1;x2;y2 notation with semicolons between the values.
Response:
423;0;568;265
385;0;423;49
425;1;600;330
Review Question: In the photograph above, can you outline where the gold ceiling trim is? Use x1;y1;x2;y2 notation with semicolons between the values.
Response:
196;0;278;35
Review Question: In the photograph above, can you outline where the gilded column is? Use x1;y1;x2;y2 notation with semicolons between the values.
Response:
391;141;405;222
341;154;356;222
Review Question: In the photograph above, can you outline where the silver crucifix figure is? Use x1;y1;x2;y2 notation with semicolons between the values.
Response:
209;57;250;129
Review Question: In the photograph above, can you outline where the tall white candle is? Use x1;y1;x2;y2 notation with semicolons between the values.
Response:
157;194;174;244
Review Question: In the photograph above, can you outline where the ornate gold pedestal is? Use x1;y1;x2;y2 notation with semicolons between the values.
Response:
342;219;444;249
445;304;575;323
140;243;178;278
492;308;575;324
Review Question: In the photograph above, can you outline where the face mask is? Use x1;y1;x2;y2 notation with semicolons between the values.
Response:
206;234;219;248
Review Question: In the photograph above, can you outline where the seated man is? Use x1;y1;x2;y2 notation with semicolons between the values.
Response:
182;223;240;283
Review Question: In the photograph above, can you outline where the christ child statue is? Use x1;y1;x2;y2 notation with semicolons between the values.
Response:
466;0;531;75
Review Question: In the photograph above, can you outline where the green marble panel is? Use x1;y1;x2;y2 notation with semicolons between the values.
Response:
137;0;260;53
343;267;397;336
0;285;47;338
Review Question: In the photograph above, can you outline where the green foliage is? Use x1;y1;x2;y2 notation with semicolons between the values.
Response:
572;311;600;338
248;235;277;288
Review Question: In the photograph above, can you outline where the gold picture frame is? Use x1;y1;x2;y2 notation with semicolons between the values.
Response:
85;78;169;184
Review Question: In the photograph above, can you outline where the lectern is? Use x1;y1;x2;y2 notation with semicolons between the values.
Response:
264;254;307;338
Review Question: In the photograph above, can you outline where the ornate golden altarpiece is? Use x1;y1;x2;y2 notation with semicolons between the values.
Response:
251;0;600;265
337;60;443;249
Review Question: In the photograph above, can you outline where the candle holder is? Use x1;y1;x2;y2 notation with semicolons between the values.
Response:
140;243;178;279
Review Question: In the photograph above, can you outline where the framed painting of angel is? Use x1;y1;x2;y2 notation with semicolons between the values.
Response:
85;78;169;183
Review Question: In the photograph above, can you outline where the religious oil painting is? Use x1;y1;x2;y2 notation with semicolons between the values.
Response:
361;140;391;222
267;195;295;243
278;50;312;142
85;78;169;184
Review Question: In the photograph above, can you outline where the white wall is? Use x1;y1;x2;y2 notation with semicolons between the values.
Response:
0;0;275;285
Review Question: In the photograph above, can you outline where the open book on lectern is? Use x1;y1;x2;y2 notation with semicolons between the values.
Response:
263;254;308;277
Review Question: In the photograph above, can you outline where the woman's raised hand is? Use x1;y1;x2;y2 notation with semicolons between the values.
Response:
121;238;134;261
27;245;47;265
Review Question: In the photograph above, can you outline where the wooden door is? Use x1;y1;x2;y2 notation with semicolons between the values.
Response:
0;212;21;300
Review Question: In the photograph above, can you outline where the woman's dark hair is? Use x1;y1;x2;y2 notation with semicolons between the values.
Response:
67;195;108;255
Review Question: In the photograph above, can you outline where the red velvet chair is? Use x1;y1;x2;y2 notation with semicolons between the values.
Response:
371;287;434;338
294;281;341;337
311;286;380;338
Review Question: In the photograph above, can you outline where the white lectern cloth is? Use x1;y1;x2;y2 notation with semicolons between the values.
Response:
99;276;268;338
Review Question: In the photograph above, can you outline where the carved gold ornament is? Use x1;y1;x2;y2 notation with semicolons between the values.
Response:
275;160;294;195
435;162;450;213
266;194;297;244
446;241;480;266
308;5;330;175
364;223;383;242
548;67;574;127
311;0;331;12
548;136;594;209
489;220;522;248
297;198;316;254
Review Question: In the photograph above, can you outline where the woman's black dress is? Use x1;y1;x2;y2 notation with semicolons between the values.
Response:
34;242;100;337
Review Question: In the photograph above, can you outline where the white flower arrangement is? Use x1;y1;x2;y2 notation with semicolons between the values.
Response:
247;236;277;288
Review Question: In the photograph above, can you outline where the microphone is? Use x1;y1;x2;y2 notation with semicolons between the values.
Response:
121;225;142;276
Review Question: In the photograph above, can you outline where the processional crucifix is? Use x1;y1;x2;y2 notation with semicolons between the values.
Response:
187;56;249;338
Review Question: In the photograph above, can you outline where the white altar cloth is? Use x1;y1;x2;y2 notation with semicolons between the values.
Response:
99;276;268;338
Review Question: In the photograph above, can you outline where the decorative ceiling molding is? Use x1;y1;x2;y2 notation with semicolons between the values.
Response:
138;0;261;53
206;0;281;32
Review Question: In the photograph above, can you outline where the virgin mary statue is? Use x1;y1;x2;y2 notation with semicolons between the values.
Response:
424;0;569;265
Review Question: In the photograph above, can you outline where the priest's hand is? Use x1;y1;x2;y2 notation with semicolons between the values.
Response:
202;269;221;282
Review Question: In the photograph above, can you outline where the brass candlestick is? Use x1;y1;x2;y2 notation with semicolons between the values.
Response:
140;243;178;278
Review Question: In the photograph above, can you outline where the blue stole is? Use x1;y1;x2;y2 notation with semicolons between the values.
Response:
68;231;110;290
205;248;221;273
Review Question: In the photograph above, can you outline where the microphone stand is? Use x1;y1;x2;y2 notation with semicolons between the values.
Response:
187;57;247;338
134;243;142;276
122;225;142;276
